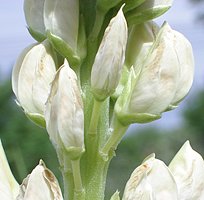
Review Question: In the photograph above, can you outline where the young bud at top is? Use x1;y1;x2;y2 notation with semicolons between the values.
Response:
24;0;46;42
0;140;19;200
123;154;178;200
91;7;128;101
12;40;57;127
17;160;63;200
169;141;204;199
45;59;84;159
44;0;80;65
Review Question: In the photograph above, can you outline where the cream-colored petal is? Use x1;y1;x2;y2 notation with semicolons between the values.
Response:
169;141;204;200
123;154;178;200
17;160;63;200
0;140;19;200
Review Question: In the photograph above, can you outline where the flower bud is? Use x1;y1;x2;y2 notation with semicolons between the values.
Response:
24;0;46;42
12;40;56;127
126;0;173;25
0;140;19;200
115;23;194;125
17;160;63;200
44;0;80;65
45;59;84;159
123;154;178;200
169;141;204;199
91;7;128;101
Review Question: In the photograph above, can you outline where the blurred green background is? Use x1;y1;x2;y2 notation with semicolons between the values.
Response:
0;78;204;199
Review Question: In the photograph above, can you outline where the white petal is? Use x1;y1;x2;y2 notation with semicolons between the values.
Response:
129;23;180;115
91;6;128;100
123;154;178;200
17;41;56;115
12;44;36;99
169;141;204;200
17;160;63;200
0;141;19;200
44;0;79;51
24;0;45;34
171;31;194;104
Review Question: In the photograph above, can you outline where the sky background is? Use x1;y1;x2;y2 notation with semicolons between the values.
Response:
0;0;203;131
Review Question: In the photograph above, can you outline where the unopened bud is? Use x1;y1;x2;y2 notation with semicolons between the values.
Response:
91;7;128;101
169;141;204;199
12;40;57;127
115;23;194;125
17;160;63;200
24;0;46;42
44;0;80;65
123;154;178;200
45;59;84;159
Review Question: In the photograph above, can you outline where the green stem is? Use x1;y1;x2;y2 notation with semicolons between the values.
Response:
62;170;74;200
101;119;128;156
71;159;85;200
89;99;102;135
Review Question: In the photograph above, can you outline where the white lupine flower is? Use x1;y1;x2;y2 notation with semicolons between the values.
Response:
24;0;46;40
12;40;56;125
129;22;193;115
123;154;178;200
91;6;128;101
169;141;204;200
0;141;62;200
0;140;19;200
45;59;84;155
17;160;63;200
169;32;194;107
44;0;79;51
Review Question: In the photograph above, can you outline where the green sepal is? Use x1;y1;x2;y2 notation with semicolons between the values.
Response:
165;104;178;112
47;31;81;67
124;0;146;12
27;27;46;42
110;190;120;200
97;0;122;12
25;112;46;128
117;112;161;126
65;147;85;160
126;5;171;26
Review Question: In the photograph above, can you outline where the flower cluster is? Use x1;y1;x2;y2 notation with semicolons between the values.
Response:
7;0;196;199
122;141;204;200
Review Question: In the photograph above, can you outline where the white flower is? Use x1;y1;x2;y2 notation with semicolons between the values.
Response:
17;160;63;200
0;141;63;200
12;40;56;126
123;141;204;200
129;22;194;116
169;141;204;200
122;154;178;200
44;0;79;51
45;59;84;157
91;6;128;101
